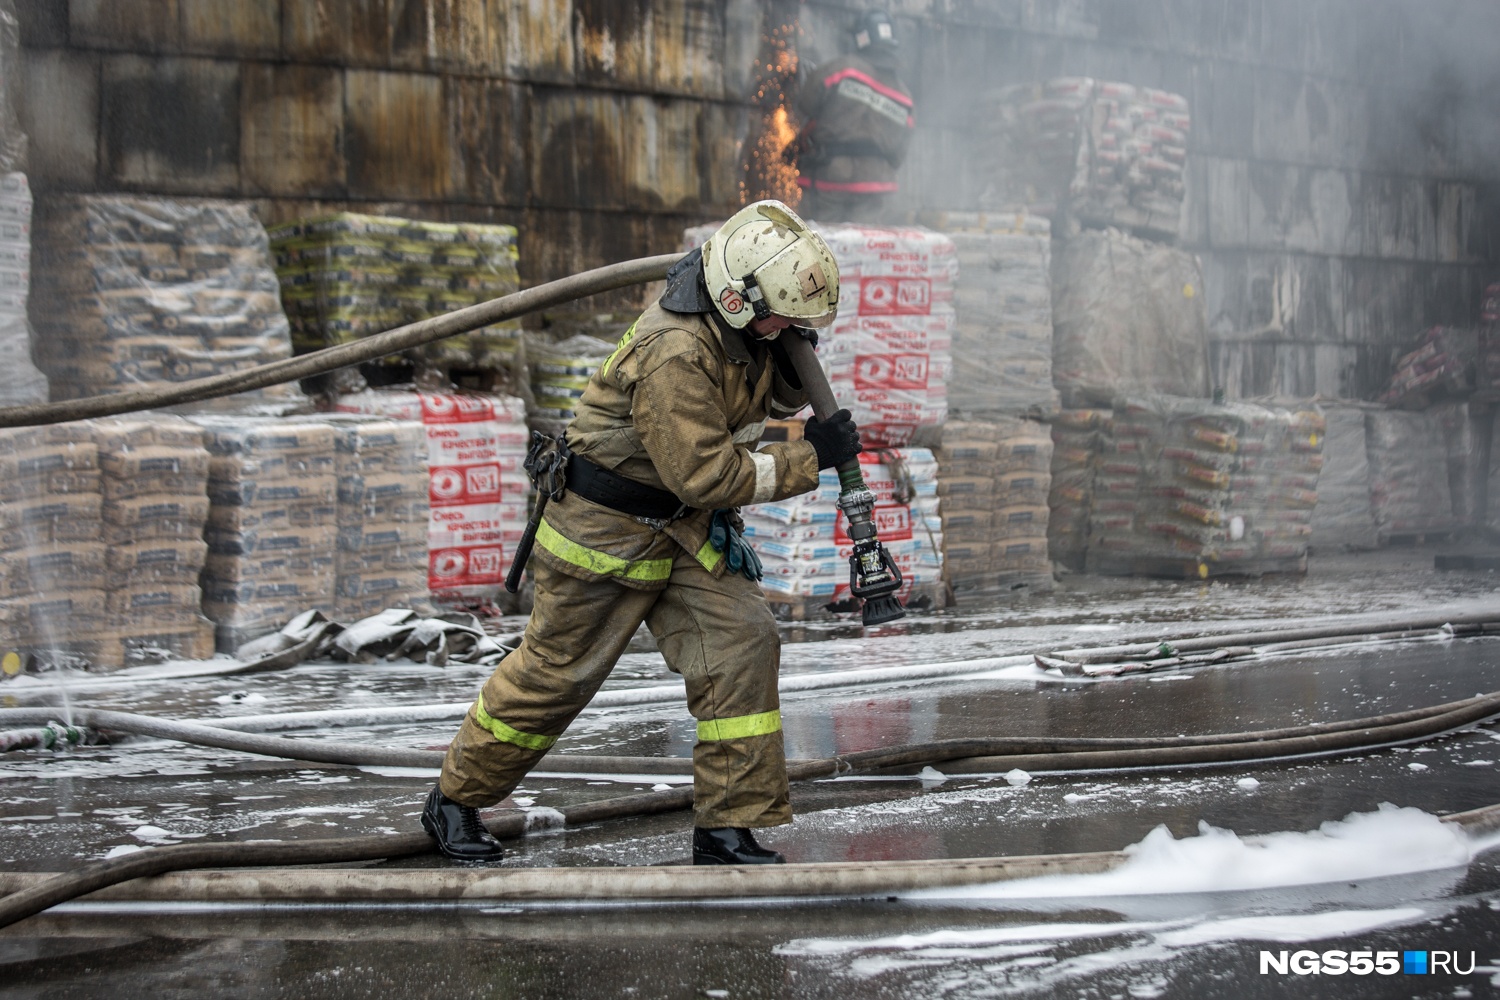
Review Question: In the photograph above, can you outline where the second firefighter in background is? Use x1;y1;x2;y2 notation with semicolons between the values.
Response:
422;201;863;865
792;11;915;225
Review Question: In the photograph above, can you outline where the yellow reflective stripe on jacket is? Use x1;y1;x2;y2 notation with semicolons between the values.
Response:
600;319;640;378
697;709;782;742
535;518;674;582
473;699;557;751
695;538;723;572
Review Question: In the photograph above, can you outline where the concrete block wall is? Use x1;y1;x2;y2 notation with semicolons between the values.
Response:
12;0;1500;399
829;0;1500;399
13;0;771;298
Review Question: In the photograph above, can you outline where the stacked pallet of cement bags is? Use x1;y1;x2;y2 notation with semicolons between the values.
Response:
1051;227;1210;408
336;390;530;606
324;414;430;622
1378;326;1479;409
1363;410;1457;541
94;415;215;663
0;417;215;670
0;422;105;669
0;172;44;405
192;416;338;650
1086;396;1324;575
813;225;955;447
919;210;1057;419
978;78;1190;239
29;196;301;408
1047;409;1110;570
1308;405;1380;551
527;333;616;438
743;449;943;607
927;418;1054;594
269;213;521;380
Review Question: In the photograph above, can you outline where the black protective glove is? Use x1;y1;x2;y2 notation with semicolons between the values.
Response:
804;408;861;470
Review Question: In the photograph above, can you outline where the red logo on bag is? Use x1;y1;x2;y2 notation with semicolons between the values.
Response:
836;503;914;543
419;393;496;423
859;278;931;315
854;354;930;390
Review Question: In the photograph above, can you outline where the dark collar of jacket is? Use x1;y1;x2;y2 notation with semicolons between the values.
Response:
660;245;758;370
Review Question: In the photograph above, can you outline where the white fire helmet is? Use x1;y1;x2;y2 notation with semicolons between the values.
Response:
702;200;841;331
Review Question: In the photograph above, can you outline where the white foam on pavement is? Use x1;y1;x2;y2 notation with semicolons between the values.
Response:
910;804;1472;900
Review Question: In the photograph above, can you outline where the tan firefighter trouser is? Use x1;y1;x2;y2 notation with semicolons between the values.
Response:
440;548;790;829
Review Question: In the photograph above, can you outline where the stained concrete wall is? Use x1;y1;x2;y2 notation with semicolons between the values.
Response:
13;0;1500;399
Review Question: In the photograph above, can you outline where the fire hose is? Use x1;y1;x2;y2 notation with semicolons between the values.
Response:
0;253;684;429
2;688;1500;929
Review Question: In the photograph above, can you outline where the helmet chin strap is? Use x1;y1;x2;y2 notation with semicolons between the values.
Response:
739;272;773;321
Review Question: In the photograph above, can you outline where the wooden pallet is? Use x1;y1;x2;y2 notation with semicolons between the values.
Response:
1085;553;1307;580
765;582;949;622
1379;529;1459;547
1434;554;1500;571
947;571;1056;599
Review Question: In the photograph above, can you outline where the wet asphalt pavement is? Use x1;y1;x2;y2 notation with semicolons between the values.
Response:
3;545;1500;998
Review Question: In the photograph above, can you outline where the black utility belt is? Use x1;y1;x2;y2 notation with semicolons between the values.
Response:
566;455;692;521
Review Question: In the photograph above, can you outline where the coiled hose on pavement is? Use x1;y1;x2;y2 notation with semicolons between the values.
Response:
3;688;1499;929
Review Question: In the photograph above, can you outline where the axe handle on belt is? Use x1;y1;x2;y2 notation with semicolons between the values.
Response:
505;434;568;594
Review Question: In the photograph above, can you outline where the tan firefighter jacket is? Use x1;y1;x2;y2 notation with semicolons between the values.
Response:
533;298;822;590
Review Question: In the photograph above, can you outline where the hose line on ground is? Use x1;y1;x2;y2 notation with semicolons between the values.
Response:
2;796;1498;926
2;690;1499;929
3;690;1499;772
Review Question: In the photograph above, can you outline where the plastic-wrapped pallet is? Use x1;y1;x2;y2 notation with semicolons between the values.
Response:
269;213;521;381
335;390;529;605
813;225;955;447
323;414;431;621
1047;409;1109;571
977;78;1190;239
92;415;215;663
1052;227;1210;407
1489;409;1500;538
1309;405;1379;551
1377;326;1479;410
1087;395;1323;575
919;210;1057;418
0;172;44;404
0;421;106;668
742;449;943;608
28;195;302;408
526;332;616;439
928;418;1054;595
1364;410;1455;540
1430;401;1486;529
0;0;21;174
192;416;338;650
683;222;956;447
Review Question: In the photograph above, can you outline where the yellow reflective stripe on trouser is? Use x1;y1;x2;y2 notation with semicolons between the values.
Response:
695;538;723;572
473;698;557;751
534;518;674;583
697;709;782;742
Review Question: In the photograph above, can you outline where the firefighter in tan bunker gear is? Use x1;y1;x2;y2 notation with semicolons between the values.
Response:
422;201;862;865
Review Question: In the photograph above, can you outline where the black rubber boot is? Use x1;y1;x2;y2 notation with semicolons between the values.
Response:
692;827;785;865
421;785;505;863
